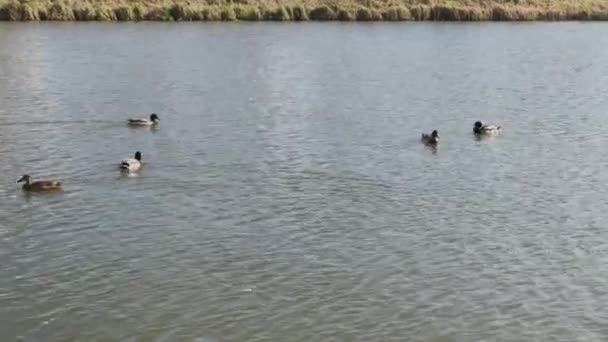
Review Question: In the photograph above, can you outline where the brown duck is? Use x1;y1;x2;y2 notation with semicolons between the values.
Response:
17;174;63;191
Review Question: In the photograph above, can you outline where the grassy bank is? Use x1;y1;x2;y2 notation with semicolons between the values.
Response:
1;0;607;21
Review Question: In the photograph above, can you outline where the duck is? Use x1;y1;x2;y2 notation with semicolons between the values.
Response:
473;121;501;135
421;130;439;145
120;151;142;172
128;113;159;126
17;174;63;191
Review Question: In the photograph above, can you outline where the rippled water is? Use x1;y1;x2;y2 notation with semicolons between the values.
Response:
1;22;608;341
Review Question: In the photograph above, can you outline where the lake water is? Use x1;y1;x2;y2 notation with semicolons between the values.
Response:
1;22;608;341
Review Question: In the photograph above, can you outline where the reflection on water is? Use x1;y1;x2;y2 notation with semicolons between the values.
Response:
1;22;608;341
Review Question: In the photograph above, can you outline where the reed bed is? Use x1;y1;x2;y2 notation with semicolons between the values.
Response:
1;0;607;21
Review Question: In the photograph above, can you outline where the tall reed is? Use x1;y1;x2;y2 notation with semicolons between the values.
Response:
1;0;607;21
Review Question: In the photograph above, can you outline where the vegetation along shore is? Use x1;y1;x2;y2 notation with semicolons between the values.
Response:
1;0;607;21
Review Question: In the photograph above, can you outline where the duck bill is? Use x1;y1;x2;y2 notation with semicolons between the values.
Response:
16;176;24;183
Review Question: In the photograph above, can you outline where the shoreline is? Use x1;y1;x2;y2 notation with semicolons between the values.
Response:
1;1;607;21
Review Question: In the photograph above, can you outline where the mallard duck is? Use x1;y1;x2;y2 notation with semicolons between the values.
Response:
121;151;142;172
421;130;439;145
17;174;62;191
128;114;159;126
473;121;501;135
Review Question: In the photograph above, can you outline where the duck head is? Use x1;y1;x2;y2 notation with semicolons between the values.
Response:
17;174;31;184
134;151;142;161
150;113;160;123
474;121;483;129
431;130;439;139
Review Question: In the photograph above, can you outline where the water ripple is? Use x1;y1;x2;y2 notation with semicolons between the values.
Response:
1;22;608;342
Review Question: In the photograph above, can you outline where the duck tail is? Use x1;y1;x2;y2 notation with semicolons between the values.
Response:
120;162;130;169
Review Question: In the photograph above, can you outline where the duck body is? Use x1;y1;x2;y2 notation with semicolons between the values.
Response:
128;113;159;127
473;121;501;135
17;175;62;192
421;130;439;145
121;151;142;172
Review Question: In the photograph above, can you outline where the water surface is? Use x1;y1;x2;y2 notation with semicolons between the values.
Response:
1;22;608;341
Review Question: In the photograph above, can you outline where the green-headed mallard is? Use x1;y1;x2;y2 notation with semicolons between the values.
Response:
473;121;501;135
421;130;439;145
128;114;159;127
121;151;142;172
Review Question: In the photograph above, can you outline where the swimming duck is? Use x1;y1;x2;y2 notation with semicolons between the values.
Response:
128;113;159;126
473;121;501;135
121;151;142;172
421;130;439;145
17;174;63;191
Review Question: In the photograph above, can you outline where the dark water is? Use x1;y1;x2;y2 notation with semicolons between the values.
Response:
1;22;608;341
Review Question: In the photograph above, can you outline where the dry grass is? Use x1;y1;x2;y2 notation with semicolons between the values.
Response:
1;0;607;21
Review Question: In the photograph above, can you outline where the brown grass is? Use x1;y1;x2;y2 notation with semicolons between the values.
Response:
383;6;412;20
1;0;607;21
309;5;335;20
